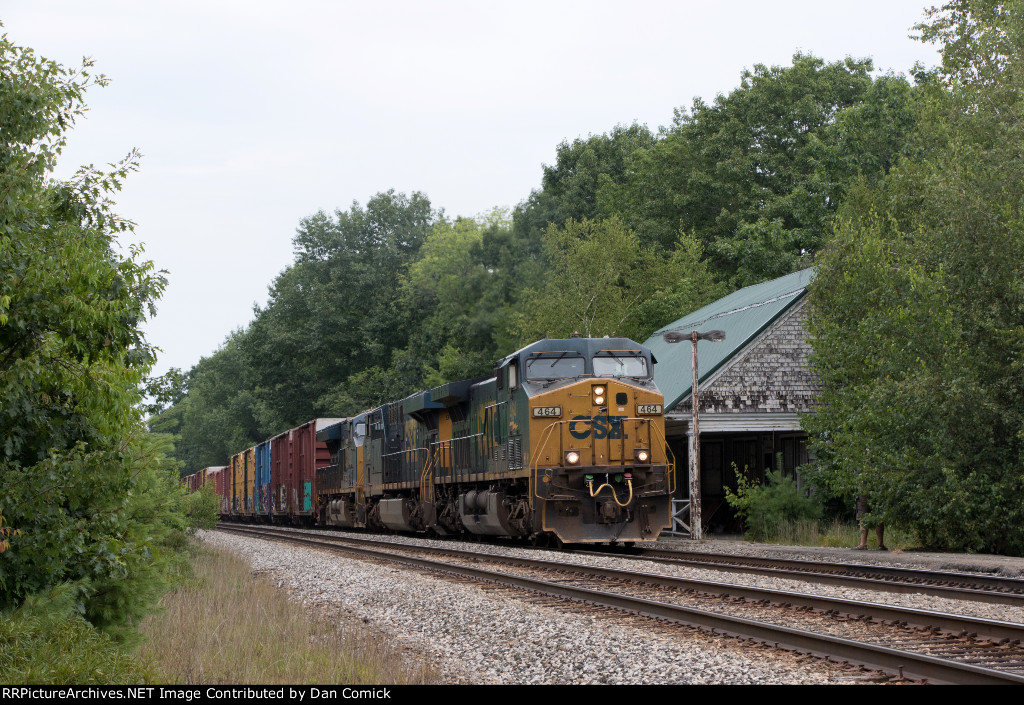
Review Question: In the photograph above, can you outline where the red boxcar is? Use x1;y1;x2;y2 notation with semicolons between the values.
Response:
199;466;228;515
214;464;231;515
270;418;341;524
269;430;289;520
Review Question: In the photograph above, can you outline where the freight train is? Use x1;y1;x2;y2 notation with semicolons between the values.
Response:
186;337;677;544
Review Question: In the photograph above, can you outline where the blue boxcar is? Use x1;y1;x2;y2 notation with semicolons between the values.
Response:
255;440;272;518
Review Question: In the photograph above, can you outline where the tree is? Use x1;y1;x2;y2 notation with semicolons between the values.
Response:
806;0;1024;554
602;54;919;285
400;212;514;386
0;34;189;629
515;124;656;236
249;190;434;424
157;191;440;466
510;124;657;282
514;217;723;343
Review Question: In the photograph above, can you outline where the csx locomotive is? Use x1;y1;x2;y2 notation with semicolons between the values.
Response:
200;337;676;544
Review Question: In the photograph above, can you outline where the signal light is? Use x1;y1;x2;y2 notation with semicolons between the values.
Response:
565;451;581;465
634;449;650;463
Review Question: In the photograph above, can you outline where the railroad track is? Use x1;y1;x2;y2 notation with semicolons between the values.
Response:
574;546;1024;606
216;524;1024;684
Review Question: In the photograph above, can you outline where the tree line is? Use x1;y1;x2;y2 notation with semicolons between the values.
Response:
151;1;1024;555
152;49;917;466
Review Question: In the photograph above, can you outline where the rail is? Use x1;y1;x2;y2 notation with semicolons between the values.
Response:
218;524;1024;685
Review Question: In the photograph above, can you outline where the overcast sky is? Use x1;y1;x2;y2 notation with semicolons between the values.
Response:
4;1;942;380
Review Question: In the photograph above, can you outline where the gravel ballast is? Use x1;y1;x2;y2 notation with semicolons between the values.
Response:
197;529;958;685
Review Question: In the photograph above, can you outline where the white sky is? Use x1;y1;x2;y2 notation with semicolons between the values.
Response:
3;1;942;380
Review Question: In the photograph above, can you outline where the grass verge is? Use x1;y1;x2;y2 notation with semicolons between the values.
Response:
754;517;916;550
138;543;436;684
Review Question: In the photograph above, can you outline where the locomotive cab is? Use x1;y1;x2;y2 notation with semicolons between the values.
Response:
507;337;675;543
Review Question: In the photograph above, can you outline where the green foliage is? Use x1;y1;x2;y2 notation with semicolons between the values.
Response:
806;0;1024;554
158;191;441;459
142;367;187;417
725;469;822;542
401;213;513;384
514;124;657;246
0;584;150;684
250;190;435;416
0;32;195;638
184;483;221;531
1;431;192;635
172;331;261;470
514;217;723;343
601;54;919;285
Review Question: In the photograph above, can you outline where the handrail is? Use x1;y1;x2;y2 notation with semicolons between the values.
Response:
528;421;562;508
649;419;677;494
382;447;428;459
418;442;444;504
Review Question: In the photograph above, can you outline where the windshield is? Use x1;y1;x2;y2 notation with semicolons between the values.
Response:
592;354;649;378
525;354;586;381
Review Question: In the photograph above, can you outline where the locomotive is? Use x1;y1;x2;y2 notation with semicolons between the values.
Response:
195;336;677;544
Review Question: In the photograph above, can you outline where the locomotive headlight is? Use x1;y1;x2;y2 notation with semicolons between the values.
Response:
634;449;650;463
593;385;606;405
565;451;581;466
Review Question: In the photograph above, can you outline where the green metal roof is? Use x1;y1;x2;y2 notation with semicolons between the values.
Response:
645;268;814;411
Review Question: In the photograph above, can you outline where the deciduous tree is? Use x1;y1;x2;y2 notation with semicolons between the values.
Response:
806;0;1024;554
515;217;722;343
0;34;188;628
603;54;919;285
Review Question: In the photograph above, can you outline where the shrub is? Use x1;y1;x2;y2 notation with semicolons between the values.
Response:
0;584;151;684
725;468;822;542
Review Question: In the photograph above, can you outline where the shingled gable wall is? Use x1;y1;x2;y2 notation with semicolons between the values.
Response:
670;296;819;418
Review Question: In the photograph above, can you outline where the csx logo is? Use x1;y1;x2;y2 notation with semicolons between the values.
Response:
569;415;628;440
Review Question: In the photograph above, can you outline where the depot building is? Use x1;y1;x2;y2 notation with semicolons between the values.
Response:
644;268;817;534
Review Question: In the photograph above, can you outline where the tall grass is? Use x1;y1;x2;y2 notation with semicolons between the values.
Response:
138;545;436;684
754;517;915;550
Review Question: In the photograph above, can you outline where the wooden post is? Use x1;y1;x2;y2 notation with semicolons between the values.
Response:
690;330;702;541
